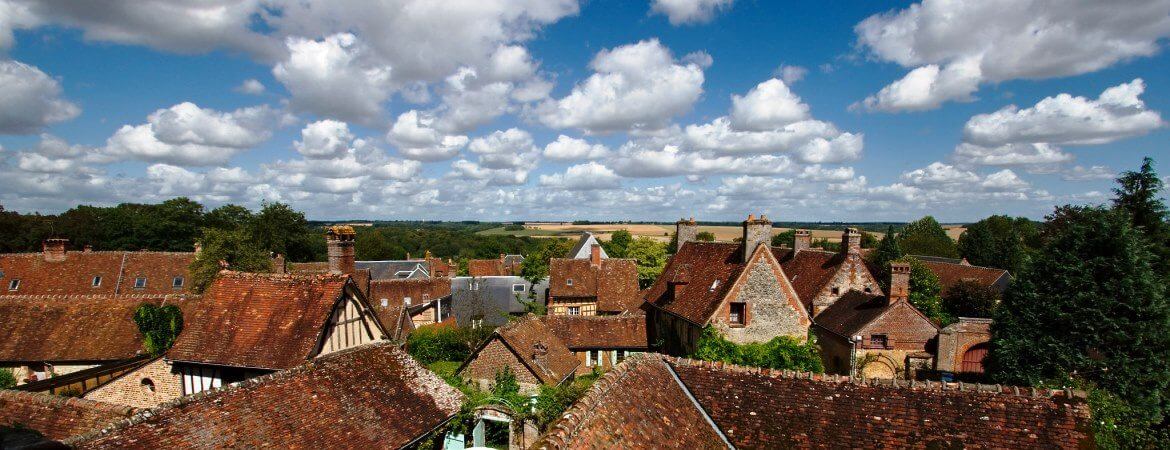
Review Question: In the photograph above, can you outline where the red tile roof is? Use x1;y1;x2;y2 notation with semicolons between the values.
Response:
0;294;194;363
538;315;648;350
0;250;195;296
550;258;640;313
920;260;1010;293
69;343;463;449
166;271;359;370
462;315;580;385
813;290;897;338
368;278;450;340
0;390;135;441
468;258;507;277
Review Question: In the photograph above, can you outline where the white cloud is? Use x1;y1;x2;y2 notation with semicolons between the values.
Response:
902;162;980;186
467;128;539;169
608;143;796;178
981;169;1030;192
542;135;610;160
273;33;393;124
729;78;809;131
774;65;807;84
294;120;353;159
386;110;469;161
450;159;529;186
0;60;80;134
235;78;265;95
538;162;621;190
963;79;1164;147
104;102;284;166
650;0;734;25
952;142;1073;169
798;165;855;182
536;39;705;134
855;0;1170;111
684;117;863;163
1061;165;1116;182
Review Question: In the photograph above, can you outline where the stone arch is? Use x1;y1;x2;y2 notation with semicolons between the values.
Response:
859;354;899;379
960;342;990;374
469;405;539;450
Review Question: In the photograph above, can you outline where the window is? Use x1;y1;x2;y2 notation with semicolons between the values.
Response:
615;350;628;364
512;283;525;293
403;296;412;305
381;298;389;307
586;350;601;367
134;277;147;289
729;302;746;326
92;276;102;287
709;280;719;292
869;334;888;349
471;317;484;329
172;276;184;288
567;306;581;316
141;378;156;393
831;286;840;295
469;280;480;291
7;279;19;291
566;278;573;286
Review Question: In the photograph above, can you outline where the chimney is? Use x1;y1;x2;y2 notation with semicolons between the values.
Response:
890;262;911;303
273;254;286;274
670;264;690;301
590;244;602;267
794;230;811;252
83;244;93;253
193;241;202;255
841;228;862;255
741;214;772;263
325;226;356;275
43;239;68;262
499;253;506;261
675;217;698;252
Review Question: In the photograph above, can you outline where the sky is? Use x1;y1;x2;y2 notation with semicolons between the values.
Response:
0;0;1168;222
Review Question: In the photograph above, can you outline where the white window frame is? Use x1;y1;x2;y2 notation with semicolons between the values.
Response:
567;306;581;316
587;350;601;367
7;279;19;291
566;278;573;286
134;277;147;289
512;283;525;293
172;276;184;288
92;276;102;287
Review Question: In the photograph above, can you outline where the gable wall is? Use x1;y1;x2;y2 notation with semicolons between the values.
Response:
318;294;382;356
85;358;183;408
462;338;541;392
812;252;882;316
715;254;809;344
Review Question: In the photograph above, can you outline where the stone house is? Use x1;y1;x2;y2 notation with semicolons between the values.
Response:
368;277;453;337
457;315;579;394
814;263;940;379
469;254;525;277
0;238;196;296
547;245;640;316
539;315;649;375
936;317;993;377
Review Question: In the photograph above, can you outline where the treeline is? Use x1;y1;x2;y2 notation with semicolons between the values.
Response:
352;224;545;271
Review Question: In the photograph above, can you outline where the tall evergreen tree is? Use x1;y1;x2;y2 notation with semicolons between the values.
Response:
868;226;903;291
899;216;959;258
957;215;1037;273
1113;157;1170;275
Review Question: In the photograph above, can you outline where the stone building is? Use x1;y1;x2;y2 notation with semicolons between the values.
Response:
0;238;196;296
547;245;640;316
936;317;993;377
539;315;648;375
457;315;579;394
814;262;940;379
566;232;607;260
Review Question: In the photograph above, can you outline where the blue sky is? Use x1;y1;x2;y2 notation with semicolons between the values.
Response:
0;0;1167;222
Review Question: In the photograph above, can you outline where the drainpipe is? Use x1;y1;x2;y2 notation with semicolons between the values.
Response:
850;335;861;379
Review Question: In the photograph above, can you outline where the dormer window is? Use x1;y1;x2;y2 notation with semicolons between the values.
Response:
404;296;412;305
566;278;573;286
172;276;184;288
831;286;840;295
134;277;147;289
92;276;102;287
7;279;19;291
709;280;720;292
869;334;888;349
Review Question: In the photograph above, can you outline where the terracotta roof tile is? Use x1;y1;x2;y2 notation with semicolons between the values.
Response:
69;343;462;449
813;290;894;338
920;260;1010;293
538;315;648;349
466;315;580;385
0;294;194;363
0;250;195;296
0;390;135;441
550;258;641;313
165;271;353;370
468;259;507;277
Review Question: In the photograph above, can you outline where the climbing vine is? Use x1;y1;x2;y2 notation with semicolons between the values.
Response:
133;303;184;356
690;326;824;372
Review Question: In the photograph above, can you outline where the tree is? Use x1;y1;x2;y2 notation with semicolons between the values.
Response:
133;303;184;356
0;368;15;389
958;215;1037;273
771;229;796;247
246;202;322;262
942;280;999;319
520;238;575;284
868;226;903;290
626;237;668;289
204;204;254;230
1113;157;1170;275
695;231;716;242
899;216;959;258
188;228;273;293
897;257;950;326
604;230;633;258
986;206;1170;446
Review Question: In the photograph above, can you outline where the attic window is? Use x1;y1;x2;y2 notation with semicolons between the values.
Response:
7;279;19;291
134;277;147;289
566;278;573;286
869;334;888;349
381;298;389;307
172;276;184;288
831;286;840;295
92;276;102;287
729;302;746;326
709;280;720;292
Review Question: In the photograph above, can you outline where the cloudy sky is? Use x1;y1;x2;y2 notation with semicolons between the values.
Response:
1;0;1167;222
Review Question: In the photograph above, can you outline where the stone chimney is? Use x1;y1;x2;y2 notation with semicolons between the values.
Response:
273;254;286;274
43;239;68;262
590;244;602;267
890;262;911;303
325;226;356;275
794;230;811;252
741;214;772;263
675;217;698;252
841;228;862;255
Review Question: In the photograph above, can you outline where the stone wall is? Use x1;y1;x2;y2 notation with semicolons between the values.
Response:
84;358;183;408
463;338;542;394
811;252;882;316
936;318;992;373
715;257;808;344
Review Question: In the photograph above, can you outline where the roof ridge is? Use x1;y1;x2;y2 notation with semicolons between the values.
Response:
0;250;195;257
535;353;666;448
662;356;1087;401
216;270;350;282
0;389;137;416
0;293;198;301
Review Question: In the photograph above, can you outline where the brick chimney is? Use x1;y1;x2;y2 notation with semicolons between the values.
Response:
590;244;602;267
272;254;286;274
794;230;811;252
43;239;68;262
890;262;911;303
325;226;356;275
841;228;862;255
741;214;772;263
675;217;698;252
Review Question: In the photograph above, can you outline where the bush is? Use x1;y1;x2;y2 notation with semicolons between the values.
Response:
0;369;15;389
406;325;493;365
133;303;183;356
691;326;823;372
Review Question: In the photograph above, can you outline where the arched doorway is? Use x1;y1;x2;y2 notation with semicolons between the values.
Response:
961;343;990;374
860;355;897;379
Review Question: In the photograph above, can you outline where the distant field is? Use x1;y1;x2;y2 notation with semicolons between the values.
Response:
480;222;967;243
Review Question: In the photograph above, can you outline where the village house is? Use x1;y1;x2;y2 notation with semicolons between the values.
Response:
66;343;463;449
813;262;940;379
287;225;455;282
533;354;1094;449
567;232;607;260
936;317;993;378
539;315;649;375
450;275;540;328
547;245;640;316
367;277;452;330
457;315;579;394
468;254;525;277
0;238;196;296
917;257;1011;295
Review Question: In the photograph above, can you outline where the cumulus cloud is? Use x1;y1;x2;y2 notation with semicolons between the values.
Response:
538;162;622;190
386;110;469;161
855;0;1170;111
536;39;705;134
650;0;734;25
609;143;796;178
952;142;1073;169
273;33;393;124
729;78;809;131
774;65;807;84
104;102;284;166
684;117;863;163
467;128;540;169
235;79;265;95
294;120;353;159
542;135;610;160
1061;165;1115;182
902;162;980;186
0;60;80;134
449;159;530;186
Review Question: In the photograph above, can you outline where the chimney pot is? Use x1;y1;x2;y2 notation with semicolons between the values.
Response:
325;226;357;275
794;230;812;252
741;214;773;263
842;228;862;255
675;216;699;252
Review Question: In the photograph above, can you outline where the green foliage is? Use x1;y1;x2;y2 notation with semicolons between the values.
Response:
520;238;575;284
987;205;1170;446
691;327;823;372
898;216;959;258
0;369;15;389
354;223;541;263
133;304;184;356
406;325;494;365
812;238;839;252
941;280;999;319
188;228;273;293
957;215;1038;273
771;229;796;247
203;204;253;230
868;225;904;290
1086;382;1170;449
531;373;599;431
896;257;951;326
695;231;716;242
503;224;526;231
492;366;522;400
1112;157;1170;276
604;230;634;258
626;237;668;289
860;231;879;249
245;202;323;263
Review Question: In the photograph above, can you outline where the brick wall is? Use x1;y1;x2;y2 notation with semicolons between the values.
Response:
463;338;541;393
84;358;183;408
715;257;808;344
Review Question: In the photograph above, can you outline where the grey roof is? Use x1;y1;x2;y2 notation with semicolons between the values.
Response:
909;255;965;265
502;254;525;266
568;233;608;260
356;260;429;280
450;276;533;328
